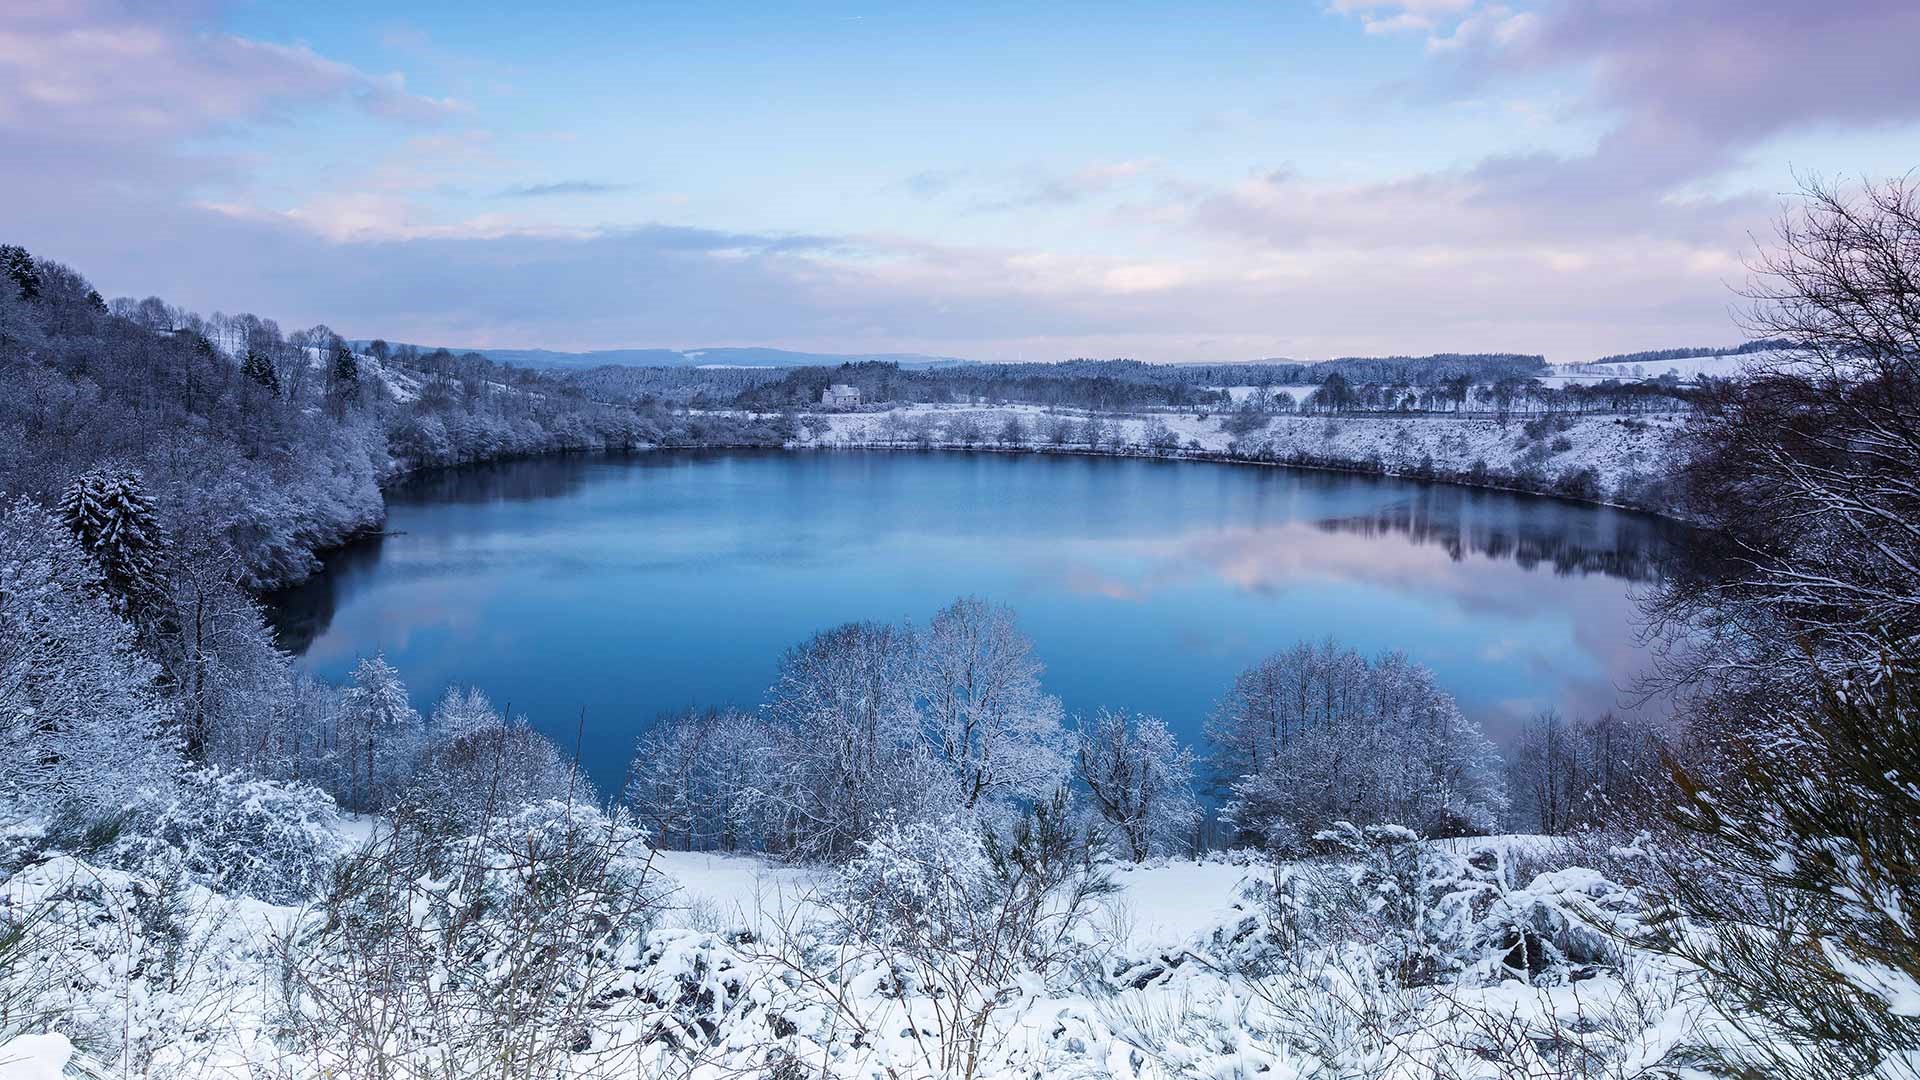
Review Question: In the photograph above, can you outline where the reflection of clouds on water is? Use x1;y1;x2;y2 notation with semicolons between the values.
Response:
1063;567;1146;602
1045;521;1583;618
1037;511;1669;743
270;452;1684;783
1481;637;1525;662
298;578;499;667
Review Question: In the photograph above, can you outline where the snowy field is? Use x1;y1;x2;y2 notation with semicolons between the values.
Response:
1;825;1740;1079
1554;349;1800;382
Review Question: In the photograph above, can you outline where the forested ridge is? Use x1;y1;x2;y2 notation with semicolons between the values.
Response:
0;245;801;589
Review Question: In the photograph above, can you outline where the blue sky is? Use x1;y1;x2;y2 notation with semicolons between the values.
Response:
5;0;1919;361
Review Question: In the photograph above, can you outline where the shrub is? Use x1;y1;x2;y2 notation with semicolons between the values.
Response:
110;768;340;903
279;800;665;1077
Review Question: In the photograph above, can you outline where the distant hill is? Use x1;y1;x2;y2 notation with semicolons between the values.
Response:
1584;339;1791;367
458;346;974;371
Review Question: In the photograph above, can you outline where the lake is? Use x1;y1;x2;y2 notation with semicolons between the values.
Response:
270;450;1680;794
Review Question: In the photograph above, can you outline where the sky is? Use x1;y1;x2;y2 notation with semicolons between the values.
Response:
4;0;1918;363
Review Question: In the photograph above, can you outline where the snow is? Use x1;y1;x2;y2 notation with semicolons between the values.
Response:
332;811;385;851
0;827;1761;1079
1102;857;1262;953
1209;384;1320;404
0;1034;73;1080
1557;349;1801;382
793;403;1686;507
649;849;826;933
648;849;1264;956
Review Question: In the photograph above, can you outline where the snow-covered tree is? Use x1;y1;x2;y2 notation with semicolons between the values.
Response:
429;685;502;744
914;597;1069;815
0;243;40;300
337;654;422;811
157;535;291;761
1209;640;1505;849
767;620;937;859
628;706;786;853
56;465;171;622
240;349;279;396
1504;709;1664;834
0;499;178;822
1074;709;1198;861
408;691;578;828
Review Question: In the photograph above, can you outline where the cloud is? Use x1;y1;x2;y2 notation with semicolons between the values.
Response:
1329;0;1476;36
5;0;1915;364
900;169;970;197
500;180;640;198
1337;0;1920;189
969;159;1159;213
0;2;461;142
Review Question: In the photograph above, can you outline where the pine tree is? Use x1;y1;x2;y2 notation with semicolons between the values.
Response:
328;340;360;418
56;466;171;621
0;244;40;301
331;341;359;389
241;350;280;396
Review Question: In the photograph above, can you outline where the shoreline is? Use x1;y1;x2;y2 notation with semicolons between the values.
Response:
271;417;1693;593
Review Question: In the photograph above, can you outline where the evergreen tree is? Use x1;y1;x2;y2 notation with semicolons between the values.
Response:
331;340;359;389
328;339;360;418
0;243;40;301
241;349;280;396
56;466;172;621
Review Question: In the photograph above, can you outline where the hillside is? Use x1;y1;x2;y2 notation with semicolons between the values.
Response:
460;345;975;371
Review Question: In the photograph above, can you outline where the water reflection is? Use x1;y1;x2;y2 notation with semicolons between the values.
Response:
269;451;1679;792
1316;495;1673;581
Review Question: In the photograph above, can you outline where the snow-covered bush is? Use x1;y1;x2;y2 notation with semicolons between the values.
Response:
0;856;277;1072
278;799;667;1078
107;767;339;903
825;797;1115;1080
403;687;580;828
1474;865;1640;980
836;814;995;950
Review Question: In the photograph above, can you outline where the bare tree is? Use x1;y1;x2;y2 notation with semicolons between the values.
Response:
1650;175;1920;686
914;597;1069;814
1074;709;1198;861
766;620;935;859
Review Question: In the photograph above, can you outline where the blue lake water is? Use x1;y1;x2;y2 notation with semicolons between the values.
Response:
270;450;1678;793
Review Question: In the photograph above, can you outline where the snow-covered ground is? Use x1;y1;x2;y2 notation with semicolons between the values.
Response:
1555;349;1799;382
3;833;1734;1079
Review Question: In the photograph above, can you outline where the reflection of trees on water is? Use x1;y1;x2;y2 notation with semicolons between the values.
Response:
1313;487;1682;582
387;453;629;507
265;532;387;655
267;453;1690;658
266;453;736;653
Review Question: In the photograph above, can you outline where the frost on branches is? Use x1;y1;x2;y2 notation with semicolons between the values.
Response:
1207;641;1507;850
0;498;176;824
